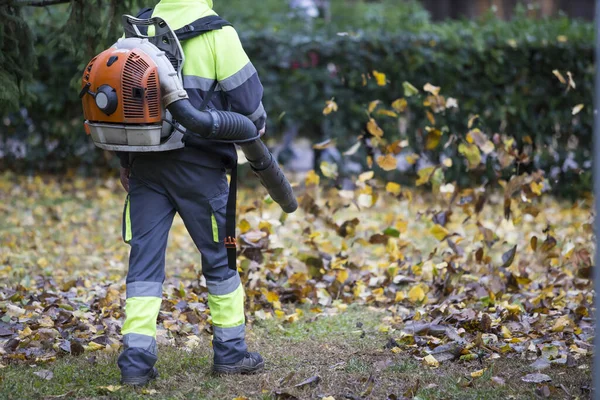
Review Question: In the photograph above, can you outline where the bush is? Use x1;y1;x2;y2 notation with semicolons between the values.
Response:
0;3;594;195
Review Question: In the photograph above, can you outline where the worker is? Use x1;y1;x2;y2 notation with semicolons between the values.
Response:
116;0;266;386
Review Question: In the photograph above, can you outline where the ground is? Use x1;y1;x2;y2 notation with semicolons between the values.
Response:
0;307;592;399
0;171;594;399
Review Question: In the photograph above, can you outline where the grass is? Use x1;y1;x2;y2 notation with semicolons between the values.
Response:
0;306;591;400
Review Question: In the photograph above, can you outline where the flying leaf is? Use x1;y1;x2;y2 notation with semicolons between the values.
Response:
458;143;482;169
403;81;419;97
468;115;479;129
320;161;338;179
322;99;338;115
572;104;584;115
392;98;408;113
368;100;381;114
416;166;435;186
376;154;397;171
501;245;517;269
552;70;566;84
386;182;401;195
423;83;441;96
313;139;335;150
373;70;387;86
358;171;374;182
425;127;442;150
377;109;399;118
343;141;361;156
305;170;320;186
367;119;384;137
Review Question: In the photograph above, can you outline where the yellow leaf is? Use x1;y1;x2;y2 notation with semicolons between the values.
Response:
376;154;397;171
391;347;402;354
572;104;584;115
468;114;479;129
373;70;387;86
530;181;543;196
367;118;384;137
408;285;426;303
423;354;439;368
425;127;442;150
386;182;401;195
265;291;280;303
37;257;48;268
553;69;566;84
368;100;381;114
239;219;251;234
392;98;408;113
423;83;441;96
405;153;419;165
98;385;121;393
85;342;105;352
416;167;435;186
430;224;449;241
337;269;349;284
458;143;482;169
377;109;399;118
305;170;320;186
395;291;405;302
322;99;338;115
320;161;338;179
426;111;435;125
358;171;374;182
471;369;487;378
402;81;419;97
551;315;572;333
501;326;512;339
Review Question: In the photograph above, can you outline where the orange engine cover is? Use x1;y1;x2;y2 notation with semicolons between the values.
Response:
82;48;163;125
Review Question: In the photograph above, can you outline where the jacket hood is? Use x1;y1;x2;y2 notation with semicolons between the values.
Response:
154;0;216;29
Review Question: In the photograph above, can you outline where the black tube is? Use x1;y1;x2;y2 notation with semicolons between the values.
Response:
167;99;298;214
241;140;299;213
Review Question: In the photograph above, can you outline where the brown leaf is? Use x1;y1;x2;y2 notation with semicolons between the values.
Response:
294;375;321;388
500;245;517;269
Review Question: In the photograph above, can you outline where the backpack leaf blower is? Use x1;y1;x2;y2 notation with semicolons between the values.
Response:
80;15;298;214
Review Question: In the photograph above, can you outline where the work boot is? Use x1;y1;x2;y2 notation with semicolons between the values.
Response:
120;367;159;386
213;352;265;375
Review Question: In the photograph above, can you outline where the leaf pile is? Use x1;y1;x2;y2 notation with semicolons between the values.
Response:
0;167;593;370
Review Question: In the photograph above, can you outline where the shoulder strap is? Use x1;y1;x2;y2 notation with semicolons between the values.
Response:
134;7;154;35
173;15;232;41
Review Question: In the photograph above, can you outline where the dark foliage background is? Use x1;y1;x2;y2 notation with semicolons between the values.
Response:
0;1;594;193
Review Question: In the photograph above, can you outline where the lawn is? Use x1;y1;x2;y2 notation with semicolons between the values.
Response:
0;306;591;399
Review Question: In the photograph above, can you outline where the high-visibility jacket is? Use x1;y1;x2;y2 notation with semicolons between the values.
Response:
128;0;266;169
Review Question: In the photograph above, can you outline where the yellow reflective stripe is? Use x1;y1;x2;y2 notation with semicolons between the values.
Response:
211;213;218;242
125;195;132;242
122;297;162;337
208;284;245;328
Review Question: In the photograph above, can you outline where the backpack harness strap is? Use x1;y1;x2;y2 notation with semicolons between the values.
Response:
136;7;239;271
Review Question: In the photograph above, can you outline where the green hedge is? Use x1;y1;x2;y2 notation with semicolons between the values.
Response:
1;6;594;193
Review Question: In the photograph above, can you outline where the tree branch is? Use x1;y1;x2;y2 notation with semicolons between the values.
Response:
1;0;71;6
